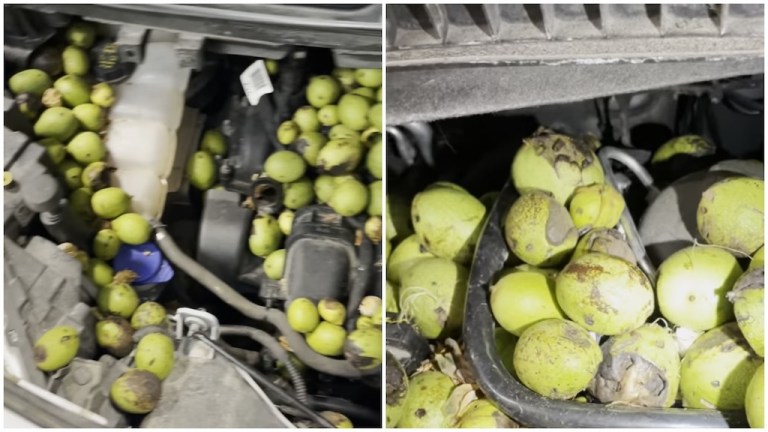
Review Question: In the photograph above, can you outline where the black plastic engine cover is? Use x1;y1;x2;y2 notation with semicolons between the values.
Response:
284;205;357;303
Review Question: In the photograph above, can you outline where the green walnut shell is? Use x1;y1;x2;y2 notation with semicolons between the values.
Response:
511;129;605;205
589;323;681;408
697;177;764;255
656;246;742;331
504;191;578;267
680;322;761;409
513;318;602;400
556;253;654;335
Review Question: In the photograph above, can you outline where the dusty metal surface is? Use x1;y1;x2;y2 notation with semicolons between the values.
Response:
386;4;764;125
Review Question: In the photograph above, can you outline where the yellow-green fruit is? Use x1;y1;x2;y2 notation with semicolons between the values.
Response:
411;186;486;265
571;228;636;265
366;140;382;179
514;318;602;399
87;258;114;287
317;139;363;174
354;68;382;88
568;184;625;230
328;124;360;142
287;298;319;333
200;129;227;156
283;177;314;210
54;74;90;107
358;296;382;318
96;316;134;357
680;322;761;409
364;216;382;244
9;69;52;97
656;246;742;331
93;228;121;260
248;214;283;257
135;333;175;380
456;399;516;428
112;213;152;245
356;316;375;329
750;246;765;271
376;87;382;102
306;75;341;108
399;371;454;428
313;175;335;204
344;327;382;370
386;281;399;314
651;135;715;164
16;92;43;119
276;120;301;145
294;131;327;166
81;161;111;190
265;59;279;75
72;103;105;132
746;364;764;428
91;187;130;219
42;88;62;108
318;298;346;326
387;234;435;284
367;180;382;216
34;325;80;372
186;151;217;190
264;249;286;280
293;106;320;132
62;45;89;76
90;82;116;108
589;324;681;408
321;411;353;428
131;302;168;329
328;178;368;216
557;253;654;335
351;87;376;100
511;130;605;205
59;159;84;190
728;268;764;356
306;321;347;356
98;282;139;319
67;131;105;165
368;103;382;131
490;270;564;337
278;210;294;235
504;191;578;267
332;68;356;91
697;177;764;255
337;94;371;131
110;369;162;414
65;22;96;49
34;107;79;142
264;150;306;183
69;187;95;221
400;258;468;339
317;105;339;126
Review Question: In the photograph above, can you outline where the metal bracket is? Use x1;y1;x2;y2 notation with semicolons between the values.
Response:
115;25;147;63
175;34;205;70
172;307;220;341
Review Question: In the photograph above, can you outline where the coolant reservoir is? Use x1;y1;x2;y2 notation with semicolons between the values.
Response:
105;40;191;219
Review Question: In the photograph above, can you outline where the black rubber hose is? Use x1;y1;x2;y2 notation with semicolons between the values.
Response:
343;218;374;332
309;395;381;425
220;325;308;404
152;223;380;378
191;333;335;428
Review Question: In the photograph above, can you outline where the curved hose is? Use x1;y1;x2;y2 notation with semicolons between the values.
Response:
342;217;374;332
152;223;380;378
220;325;307;404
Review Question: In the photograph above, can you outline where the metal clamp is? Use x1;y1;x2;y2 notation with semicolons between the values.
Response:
172;308;220;341
598;146;659;281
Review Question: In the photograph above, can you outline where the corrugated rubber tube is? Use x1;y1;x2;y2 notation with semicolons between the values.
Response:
220;325;307;404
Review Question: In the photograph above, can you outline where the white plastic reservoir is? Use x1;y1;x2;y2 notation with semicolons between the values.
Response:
105;40;191;219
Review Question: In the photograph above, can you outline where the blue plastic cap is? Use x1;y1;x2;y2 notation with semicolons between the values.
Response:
113;242;174;285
